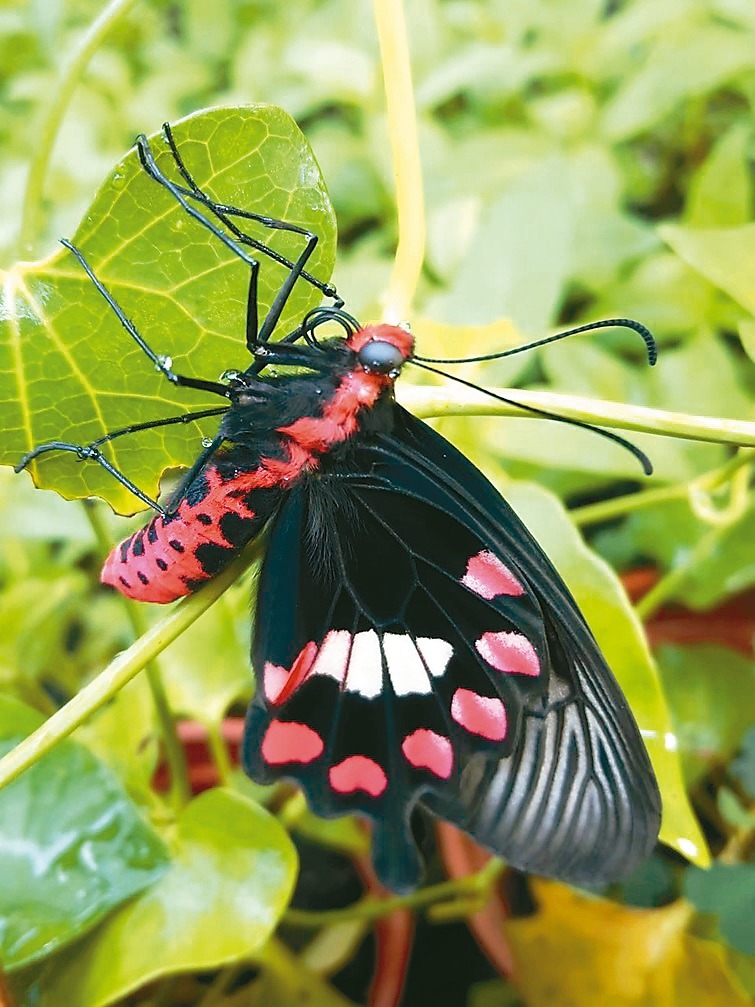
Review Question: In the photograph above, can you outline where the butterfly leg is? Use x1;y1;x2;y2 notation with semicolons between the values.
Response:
160;123;340;304
138;126;340;350
15;407;230;513
61;240;232;398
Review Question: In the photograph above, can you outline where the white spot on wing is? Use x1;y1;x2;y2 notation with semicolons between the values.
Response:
384;635;426;696
386;634;453;696
309;630;453;699
310;629;352;685
416;637;453;679
345;630;383;699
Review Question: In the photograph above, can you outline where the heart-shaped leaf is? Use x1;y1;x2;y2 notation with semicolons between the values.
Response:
0;697;168;973
24;788;297;1007
1;105;337;513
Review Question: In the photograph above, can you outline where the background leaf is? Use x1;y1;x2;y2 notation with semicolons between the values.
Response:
655;644;754;783
26;788;298;1006
0;697;168;973
684;864;755;957
504;879;751;1006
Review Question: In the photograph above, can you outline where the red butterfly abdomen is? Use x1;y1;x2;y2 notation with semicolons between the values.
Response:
102;464;281;603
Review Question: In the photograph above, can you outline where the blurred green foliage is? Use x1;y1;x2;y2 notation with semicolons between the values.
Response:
0;1;753;1005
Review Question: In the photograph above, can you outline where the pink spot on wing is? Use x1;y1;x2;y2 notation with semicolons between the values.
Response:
451;689;507;741
263;662;289;704
329;755;388;797
271;641;319;706
475;631;540;677
401;729;453;779
461;550;524;599
261;721;324;765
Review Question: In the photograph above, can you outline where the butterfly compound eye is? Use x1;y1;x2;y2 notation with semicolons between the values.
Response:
357;340;406;376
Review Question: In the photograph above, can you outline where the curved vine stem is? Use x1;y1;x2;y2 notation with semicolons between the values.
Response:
572;448;755;527
372;0;425;322
284;858;504;929
0;543;260;793
399;384;755;447
18;0;141;258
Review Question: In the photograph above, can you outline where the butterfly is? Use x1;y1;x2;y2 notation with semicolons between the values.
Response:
17;123;662;892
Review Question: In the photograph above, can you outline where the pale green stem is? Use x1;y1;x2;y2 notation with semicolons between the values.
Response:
401;384;755;447
572;484;689;527
126;603;191;807
372;0;425;321
284;858;503;928
18;0;141;258
83;501;191;807
206;722;233;786
572;448;755;527
0;545;260;792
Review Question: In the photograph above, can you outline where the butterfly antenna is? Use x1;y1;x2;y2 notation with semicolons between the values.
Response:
414;317;657;366
409;360;654;475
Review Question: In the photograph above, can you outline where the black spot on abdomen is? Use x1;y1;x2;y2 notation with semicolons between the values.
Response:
219;511;255;546
194;541;234;576
132;530;145;556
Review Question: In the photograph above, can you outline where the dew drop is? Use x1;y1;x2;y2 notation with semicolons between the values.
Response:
676;837;699;859
201;437;213;448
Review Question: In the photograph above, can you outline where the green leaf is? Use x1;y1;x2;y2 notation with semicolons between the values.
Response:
160;580;254;726
427;155;576;334
656;645;754;784
600;23;755;141
685;124;752;228
27;788;298;1006
293;807;370;857
660;222;755;318
504;481;708;867
1;105;337;514
717;788;755;832
0;696;168;972
685;864;755;956
77;676;160;797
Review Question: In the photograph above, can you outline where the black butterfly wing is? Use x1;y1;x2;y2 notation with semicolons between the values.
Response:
243;406;661;890
386;410;662;885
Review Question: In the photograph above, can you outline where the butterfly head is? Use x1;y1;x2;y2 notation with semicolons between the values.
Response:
349;323;415;378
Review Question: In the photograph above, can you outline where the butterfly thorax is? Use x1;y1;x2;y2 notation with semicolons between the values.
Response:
101;325;413;602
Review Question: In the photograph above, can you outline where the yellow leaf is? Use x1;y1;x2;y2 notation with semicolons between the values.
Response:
505;880;750;1007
